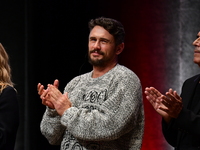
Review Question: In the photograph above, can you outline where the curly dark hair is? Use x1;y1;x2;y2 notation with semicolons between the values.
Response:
88;17;125;45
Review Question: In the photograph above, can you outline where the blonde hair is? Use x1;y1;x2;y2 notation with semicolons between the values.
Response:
0;43;14;93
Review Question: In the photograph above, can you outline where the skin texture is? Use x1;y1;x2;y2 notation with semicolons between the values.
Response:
144;32;200;123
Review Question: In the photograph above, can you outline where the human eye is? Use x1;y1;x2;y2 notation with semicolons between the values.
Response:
101;39;109;44
89;37;96;42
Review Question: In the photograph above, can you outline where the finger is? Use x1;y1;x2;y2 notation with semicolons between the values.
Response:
48;85;62;101
145;87;150;91
49;85;61;94
159;106;170;114
147;88;157;98
150;87;162;97
38;84;45;95
144;88;152;95
145;89;156;98
64;92;68;97
144;90;151;96
174;91;182;101
45;101;55;109
146;96;156;106
53;79;59;88
40;89;48;99
165;92;180;105
165;92;175;100
160;95;172;107
42;97;49;105
161;99;170;108
42;98;48;105
37;83;42;92
37;83;41;91
145;91;156;102
42;99;54;109
168;89;181;101
168;88;173;94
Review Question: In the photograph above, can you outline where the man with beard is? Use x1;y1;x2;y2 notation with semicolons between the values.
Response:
144;32;200;149
38;17;144;150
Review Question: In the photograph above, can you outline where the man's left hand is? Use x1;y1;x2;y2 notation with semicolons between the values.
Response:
47;84;72;116
160;88;183;118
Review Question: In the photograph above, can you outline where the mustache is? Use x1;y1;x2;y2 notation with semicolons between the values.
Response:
194;48;200;52
90;49;104;55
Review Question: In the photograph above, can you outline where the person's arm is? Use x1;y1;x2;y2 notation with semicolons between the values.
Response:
39;78;78;145
60;73;143;141
161;106;200;146
162;118;178;147
162;79;200;147
163;79;200;136
170;107;200;135
0;86;19;148
40;107;66;145
145;87;178;147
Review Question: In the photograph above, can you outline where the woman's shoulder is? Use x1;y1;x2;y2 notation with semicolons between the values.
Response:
3;85;15;90
1;85;17;95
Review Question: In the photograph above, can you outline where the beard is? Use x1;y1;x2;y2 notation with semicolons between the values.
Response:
88;49;107;67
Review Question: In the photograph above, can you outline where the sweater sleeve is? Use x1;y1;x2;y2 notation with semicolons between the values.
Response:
40;107;66;145
60;73;143;141
40;76;82;145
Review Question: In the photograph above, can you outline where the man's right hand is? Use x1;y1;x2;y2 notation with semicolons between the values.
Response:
144;87;172;123
37;79;59;109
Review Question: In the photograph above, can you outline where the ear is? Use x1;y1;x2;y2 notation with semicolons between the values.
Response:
116;43;124;55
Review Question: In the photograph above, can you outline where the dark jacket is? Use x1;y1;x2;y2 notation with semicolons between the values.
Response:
162;74;200;150
0;86;19;150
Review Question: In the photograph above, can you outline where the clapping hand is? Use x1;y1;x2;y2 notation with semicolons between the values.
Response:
37;79;59;109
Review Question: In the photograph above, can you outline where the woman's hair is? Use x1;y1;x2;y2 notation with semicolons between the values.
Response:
88;17;125;46
0;43;14;93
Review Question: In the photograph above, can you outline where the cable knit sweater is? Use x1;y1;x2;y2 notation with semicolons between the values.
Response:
40;64;144;150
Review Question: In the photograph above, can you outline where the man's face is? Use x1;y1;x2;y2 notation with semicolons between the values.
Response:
88;25;118;67
193;32;200;66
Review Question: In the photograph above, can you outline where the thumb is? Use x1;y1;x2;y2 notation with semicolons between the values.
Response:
53;79;59;88
64;92;68;97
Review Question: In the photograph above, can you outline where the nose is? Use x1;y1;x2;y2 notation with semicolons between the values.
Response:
93;41;100;49
193;32;200;47
193;37;200;47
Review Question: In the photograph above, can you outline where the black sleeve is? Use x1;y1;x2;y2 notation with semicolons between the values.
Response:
0;86;19;149
162;118;178;147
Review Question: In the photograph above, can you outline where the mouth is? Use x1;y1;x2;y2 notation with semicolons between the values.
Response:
90;50;104;55
194;50;200;53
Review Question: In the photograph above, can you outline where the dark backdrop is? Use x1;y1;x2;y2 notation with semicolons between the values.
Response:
1;0;200;150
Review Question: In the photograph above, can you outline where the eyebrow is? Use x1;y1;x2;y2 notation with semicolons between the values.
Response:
89;37;111;42
100;38;110;41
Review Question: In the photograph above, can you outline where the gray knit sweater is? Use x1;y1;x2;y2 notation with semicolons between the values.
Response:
40;64;144;150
